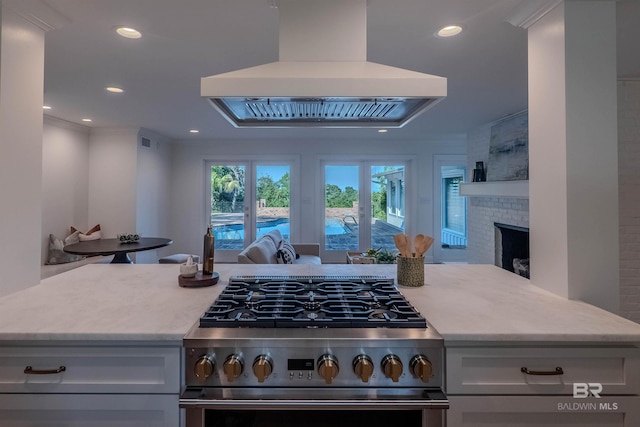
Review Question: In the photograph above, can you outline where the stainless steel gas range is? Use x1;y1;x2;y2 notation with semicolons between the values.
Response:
180;275;448;427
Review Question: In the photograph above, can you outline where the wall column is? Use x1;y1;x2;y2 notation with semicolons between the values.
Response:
0;3;52;295
526;1;619;312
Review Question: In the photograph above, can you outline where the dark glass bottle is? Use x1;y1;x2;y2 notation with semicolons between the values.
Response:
203;226;215;274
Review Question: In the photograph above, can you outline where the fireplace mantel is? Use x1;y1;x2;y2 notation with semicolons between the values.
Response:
459;180;528;198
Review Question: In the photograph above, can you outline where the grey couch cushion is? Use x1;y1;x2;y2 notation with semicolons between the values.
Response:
295;254;322;265
46;231;85;265
244;237;278;264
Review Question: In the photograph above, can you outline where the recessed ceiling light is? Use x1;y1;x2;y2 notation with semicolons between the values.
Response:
189;129;200;134
81;118;92;122
115;27;142;39
378;129;388;133
437;25;463;38
105;86;124;93
42;105;52;110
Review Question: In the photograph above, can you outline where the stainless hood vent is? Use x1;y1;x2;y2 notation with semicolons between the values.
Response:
202;0;447;128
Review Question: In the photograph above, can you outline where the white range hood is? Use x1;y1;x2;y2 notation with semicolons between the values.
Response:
201;0;447;128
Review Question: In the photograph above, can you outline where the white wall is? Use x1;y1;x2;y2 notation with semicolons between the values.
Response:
0;6;45;296
619;79;640;323
41;117;90;263
135;129;173;263
168;137;465;261
88;128;138;239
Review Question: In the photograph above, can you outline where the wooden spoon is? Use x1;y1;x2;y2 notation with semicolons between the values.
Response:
416;235;435;257
393;233;409;258
414;234;425;258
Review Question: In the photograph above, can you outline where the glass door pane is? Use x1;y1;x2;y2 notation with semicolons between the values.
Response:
256;165;291;240
441;166;467;249
370;165;405;251
324;165;359;251
209;164;246;250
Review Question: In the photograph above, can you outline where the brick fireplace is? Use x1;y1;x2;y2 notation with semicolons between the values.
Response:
494;222;530;278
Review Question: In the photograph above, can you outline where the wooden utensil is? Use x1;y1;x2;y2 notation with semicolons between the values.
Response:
404;233;411;256
415;235;434;258
414;234;425;258
393;233;410;258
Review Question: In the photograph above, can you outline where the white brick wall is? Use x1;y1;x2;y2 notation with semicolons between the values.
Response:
467;197;529;264
619;79;640;323
466;120;530;265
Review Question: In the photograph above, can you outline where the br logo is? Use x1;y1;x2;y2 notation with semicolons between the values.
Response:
573;383;603;398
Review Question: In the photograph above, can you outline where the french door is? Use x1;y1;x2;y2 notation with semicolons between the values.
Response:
206;159;296;262
433;155;467;263
321;160;410;263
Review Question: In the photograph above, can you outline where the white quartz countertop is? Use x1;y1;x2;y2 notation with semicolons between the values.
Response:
0;263;639;344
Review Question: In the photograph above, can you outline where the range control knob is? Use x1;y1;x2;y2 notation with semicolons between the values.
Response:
410;355;433;383
317;354;339;384
352;354;374;383
194;355;215;380
381;354;403;382
252;355;273;383
223;355;244;383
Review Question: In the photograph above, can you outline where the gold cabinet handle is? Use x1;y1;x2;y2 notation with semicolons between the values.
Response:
521;366;563;376
24;365;66;375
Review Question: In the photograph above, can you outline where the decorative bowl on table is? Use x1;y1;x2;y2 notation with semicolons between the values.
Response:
117;233;140;244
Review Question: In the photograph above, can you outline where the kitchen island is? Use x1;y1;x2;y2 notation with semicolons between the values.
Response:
0;263;639;426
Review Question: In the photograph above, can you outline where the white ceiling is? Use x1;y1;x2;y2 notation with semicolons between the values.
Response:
41;0;640;141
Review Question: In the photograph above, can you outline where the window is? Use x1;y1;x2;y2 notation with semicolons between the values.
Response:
324;165;360;251
256;164;291;240
209;164;246;251
441;167;467;248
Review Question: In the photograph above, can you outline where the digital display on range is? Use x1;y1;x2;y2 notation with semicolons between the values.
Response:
288;359;314;370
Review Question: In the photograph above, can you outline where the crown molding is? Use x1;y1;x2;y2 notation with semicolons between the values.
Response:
618;76;640;82
44;115;90;134
506;0;563;29
3;0;70;32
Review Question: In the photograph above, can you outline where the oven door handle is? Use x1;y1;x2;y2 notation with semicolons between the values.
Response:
180;397;449;410
180;387;448;410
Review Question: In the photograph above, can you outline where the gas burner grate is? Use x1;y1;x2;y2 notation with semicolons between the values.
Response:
199;275;427;329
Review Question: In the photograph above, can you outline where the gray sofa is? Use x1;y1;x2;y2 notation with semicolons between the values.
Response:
237;230;321;264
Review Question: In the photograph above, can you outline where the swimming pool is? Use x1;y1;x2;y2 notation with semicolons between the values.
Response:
213;218;350;241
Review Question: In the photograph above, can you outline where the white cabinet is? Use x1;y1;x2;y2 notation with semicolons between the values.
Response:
0;394;178;427
445;345;640;427
0;344;181;427
447;396;640;427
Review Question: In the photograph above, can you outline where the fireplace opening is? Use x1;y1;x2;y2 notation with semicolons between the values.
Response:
494;223;530;278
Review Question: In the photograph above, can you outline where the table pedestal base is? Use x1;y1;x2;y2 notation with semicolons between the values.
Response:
111;252;133;264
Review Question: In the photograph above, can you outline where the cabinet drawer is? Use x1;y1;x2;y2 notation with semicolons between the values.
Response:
0;393;178;427
0;346;180;394
447;395;640;427
446;346;640;395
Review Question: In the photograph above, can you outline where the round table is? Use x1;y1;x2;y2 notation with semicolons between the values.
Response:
63;237;173;264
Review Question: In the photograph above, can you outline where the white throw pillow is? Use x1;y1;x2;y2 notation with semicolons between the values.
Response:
70;224;102;241
276;241;298;264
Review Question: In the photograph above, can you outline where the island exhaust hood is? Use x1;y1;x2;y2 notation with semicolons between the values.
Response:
201;0;447;128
